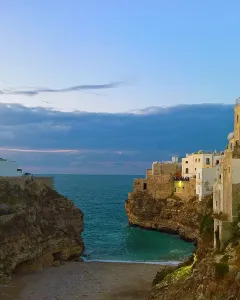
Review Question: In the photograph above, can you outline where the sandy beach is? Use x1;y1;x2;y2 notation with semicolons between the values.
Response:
0;261;163;300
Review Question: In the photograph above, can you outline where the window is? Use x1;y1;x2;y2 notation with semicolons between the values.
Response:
143;183;147;190
185;161;188;164
229;167;231;174
216;160;219;165
185;168;189;174
237;115;239;123
206;158;210;165
230;143;232;150
198;158;200;162
195;158;197;162
195;168;196;171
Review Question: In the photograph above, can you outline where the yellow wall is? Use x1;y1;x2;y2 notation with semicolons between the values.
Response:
174;178;196;200
234;104;240;142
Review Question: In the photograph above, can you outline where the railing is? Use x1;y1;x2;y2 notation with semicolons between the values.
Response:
174;177;189;181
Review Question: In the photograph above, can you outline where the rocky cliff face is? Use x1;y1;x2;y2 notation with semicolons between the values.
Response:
0;178;84;283
125;191;212;242
148;230;240;300
126;191;240;300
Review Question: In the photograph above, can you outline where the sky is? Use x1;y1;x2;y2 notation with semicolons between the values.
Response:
0;1;239;174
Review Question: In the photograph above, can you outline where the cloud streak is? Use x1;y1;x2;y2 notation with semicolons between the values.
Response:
0;148;78;153
0;82;123;96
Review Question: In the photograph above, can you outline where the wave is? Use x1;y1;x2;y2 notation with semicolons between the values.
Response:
83;259;180;265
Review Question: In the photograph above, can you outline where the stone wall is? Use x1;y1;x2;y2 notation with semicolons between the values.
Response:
152;162;180;176
222;151;233;220
146;169;152;178
174;178;196;200
133;178;147;192
232;183;240;221
133;175;173;199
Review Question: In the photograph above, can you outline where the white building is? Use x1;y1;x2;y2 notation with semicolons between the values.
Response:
0;158;23;177
182;150;222;179
196;165;220;201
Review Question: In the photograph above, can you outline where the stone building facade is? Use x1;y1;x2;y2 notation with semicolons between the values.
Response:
213;98;240;248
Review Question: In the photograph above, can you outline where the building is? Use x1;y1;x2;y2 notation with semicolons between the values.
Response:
130;159;181;199
152;159;181;176
182;150;221;179
196;165;220;201
0;158;23;177
213;98;240;248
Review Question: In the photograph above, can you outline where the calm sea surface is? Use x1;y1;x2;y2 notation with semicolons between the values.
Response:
51;174;194;263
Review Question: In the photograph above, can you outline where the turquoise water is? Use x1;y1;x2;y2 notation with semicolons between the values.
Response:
53;174;194;263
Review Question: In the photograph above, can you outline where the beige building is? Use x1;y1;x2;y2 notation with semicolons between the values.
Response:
213;98;240;248
182;151;221;179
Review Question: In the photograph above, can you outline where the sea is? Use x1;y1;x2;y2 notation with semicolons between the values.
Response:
52;174;194;264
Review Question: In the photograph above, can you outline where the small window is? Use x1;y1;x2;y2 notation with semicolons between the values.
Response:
219;174;221;180
216;160;219;165
143;183;147;190
185;168;189;174
237;115;239;123
198;158;200;162
206;158;210;165
195;158;197;162
229;167;231;174
230;143;232;150
195;168;196;171
185;161;188;164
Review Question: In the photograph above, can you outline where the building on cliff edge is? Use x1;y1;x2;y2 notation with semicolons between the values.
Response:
213;97;240;249
181;150;223;201
130;157;182;199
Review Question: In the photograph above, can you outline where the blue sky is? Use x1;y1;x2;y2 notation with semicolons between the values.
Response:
0;1;238;173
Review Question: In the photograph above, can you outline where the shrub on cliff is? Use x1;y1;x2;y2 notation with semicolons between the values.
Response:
152;266;176;285
200;215;214;236
214;262;229;278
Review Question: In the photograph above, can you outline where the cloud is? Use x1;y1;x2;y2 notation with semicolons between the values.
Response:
0;102;234;174
0;82;123;97
0;148;78;153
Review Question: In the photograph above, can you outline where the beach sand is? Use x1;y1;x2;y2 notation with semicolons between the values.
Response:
0;261;163;300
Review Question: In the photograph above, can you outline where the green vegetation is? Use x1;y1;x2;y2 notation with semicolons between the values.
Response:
214;262;229;278
200;214;214;235
160;254;197;285
231;206;240;240
220;255;229;263
152;266;176;285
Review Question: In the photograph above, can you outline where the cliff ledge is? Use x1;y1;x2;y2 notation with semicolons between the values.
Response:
125;191;212;242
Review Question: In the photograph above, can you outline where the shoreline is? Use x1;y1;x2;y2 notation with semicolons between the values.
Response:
128;222;198;245
84;259;180;265
0;261;166;300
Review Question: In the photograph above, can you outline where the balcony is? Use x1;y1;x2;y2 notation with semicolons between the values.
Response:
174;176;189;181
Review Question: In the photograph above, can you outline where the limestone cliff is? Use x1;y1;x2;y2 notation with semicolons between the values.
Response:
148;218;240;300
0;178;84;283
125;191;212;242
